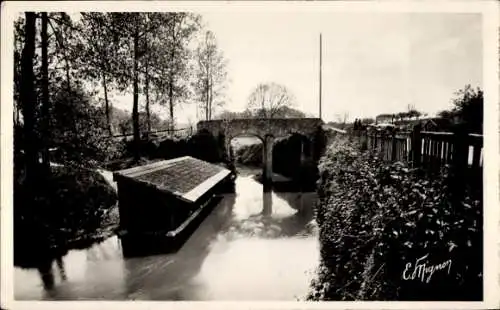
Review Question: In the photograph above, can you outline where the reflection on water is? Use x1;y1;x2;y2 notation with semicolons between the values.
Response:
15;170;319;300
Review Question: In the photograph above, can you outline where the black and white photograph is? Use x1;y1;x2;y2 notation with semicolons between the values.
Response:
1;1;499;309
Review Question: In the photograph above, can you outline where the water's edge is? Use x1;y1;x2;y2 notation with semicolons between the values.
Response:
15;168;319;301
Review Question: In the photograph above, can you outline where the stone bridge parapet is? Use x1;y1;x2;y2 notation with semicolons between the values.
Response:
197;118;324;142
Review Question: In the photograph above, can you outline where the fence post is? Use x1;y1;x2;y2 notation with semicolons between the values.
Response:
411;124;422;168
452;124;469;174
391;129;397;161
450;124;468;201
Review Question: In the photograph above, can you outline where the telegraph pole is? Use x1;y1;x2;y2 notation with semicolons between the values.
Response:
319;33;322;119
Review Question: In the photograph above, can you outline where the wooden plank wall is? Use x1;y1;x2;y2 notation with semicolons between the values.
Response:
361;126;483;175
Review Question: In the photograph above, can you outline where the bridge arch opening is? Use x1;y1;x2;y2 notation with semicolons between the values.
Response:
272;133;314;184
229;134;264;169
196;118;325;188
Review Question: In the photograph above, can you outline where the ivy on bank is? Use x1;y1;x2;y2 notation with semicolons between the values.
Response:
308;137;482;301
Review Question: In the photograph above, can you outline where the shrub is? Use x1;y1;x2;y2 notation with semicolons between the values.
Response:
142;130;222;163
309;137;482;301
187;130;221;162
234;142;263;166
14;166;118;267
48;86;125;168
154;137;189;159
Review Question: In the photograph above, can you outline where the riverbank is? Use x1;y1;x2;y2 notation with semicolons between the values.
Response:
308;137;483;301
14;165;119;268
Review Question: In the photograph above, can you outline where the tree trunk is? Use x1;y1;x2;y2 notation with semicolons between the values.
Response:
132;26;140;159
40;13;50;171
205;54;210;121
169;80;174;131
205;79;209;121
168;19;176;131
62;31;71;92
21;12;39;187
102;72;112;135
209;75;213;121
144;19;151;137
145;57;151;135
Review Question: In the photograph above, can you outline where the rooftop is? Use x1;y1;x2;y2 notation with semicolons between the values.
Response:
114;156;231;203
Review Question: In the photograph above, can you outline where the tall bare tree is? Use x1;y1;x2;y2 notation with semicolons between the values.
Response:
247;82;296;118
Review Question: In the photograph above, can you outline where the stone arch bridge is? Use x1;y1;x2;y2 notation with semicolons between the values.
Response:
197;118;324;185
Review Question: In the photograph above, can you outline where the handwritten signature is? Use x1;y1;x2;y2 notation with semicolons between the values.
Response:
402;253;452;283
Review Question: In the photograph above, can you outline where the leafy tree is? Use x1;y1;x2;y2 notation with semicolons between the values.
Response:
437;85;483;133
193;30;228;120
214;105;306;120
437;110;455;120
247;82;296;118
116;13;146;157
111;108;171;136
14;12;212;167
257;105;306;118
15;12;122;168
78;12;122;134
407;109;422;120
96;13;156;157
213;109;253;120
48;84;121;167
46;13;81;93
451;85;483;133
150;13;201;130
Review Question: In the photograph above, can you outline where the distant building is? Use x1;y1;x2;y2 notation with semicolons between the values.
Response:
399;117;454;132
423;119;439;131
375;114;394;124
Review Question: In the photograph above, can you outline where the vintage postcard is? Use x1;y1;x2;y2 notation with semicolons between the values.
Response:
1;1;499;309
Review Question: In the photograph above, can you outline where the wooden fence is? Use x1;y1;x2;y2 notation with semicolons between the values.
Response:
108;127;194;141
356;125;483;175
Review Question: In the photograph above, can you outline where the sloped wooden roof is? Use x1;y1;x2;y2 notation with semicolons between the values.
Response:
113;156;231;203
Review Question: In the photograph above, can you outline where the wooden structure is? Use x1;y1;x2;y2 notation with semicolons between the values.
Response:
113;156;233;255
358;125;483;175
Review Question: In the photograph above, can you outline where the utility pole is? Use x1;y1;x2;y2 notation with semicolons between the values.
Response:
319;33;322;119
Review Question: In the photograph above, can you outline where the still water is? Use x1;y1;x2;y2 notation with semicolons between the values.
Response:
14;168;319;300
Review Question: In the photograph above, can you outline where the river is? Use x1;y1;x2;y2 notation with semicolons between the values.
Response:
14;167;319;300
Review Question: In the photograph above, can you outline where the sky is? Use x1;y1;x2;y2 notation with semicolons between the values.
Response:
113;11;482;124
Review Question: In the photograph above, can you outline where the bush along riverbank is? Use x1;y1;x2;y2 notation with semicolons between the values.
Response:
14;165;118;268
308;137;482;301
104;130;227;171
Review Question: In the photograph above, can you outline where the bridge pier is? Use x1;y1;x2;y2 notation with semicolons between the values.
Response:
225;140;233;162
299;139;305;193
262;134;274;189
262;191;272;216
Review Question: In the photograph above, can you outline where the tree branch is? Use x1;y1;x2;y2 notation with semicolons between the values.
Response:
48;15;80;32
